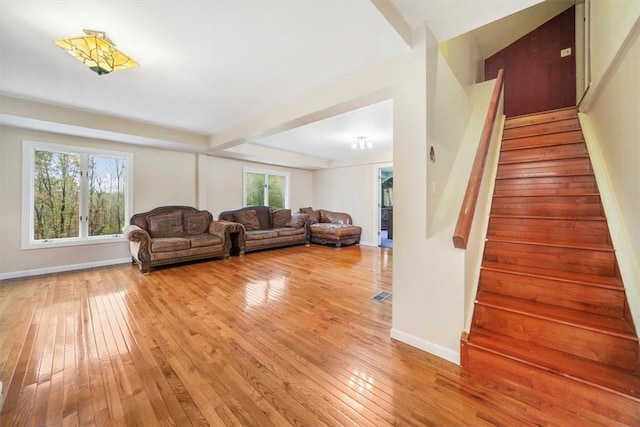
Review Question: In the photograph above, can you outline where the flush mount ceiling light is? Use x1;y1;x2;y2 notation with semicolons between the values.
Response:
351;136;372;150
54;29;139;75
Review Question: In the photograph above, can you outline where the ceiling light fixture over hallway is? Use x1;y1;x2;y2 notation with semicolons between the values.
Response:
54;29;139;75
352;136;372;150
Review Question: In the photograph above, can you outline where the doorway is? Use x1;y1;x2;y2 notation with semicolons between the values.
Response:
379;167;393;248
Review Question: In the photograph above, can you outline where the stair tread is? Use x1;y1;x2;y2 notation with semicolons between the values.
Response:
499;154;590;166
505;107;578;123
475;291;637;339
495;172;595;181
502;127;582;141
492;192;600;198
481;261;624;289
467;329;640;398
500;138;585;151
486;236;614;252
490;214;607;222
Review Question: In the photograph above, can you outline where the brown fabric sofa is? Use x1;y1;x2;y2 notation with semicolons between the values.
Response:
218;206;309;254
124;206;232;273
300;207;362;248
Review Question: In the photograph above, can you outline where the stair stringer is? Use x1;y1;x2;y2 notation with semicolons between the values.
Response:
579;112;640;331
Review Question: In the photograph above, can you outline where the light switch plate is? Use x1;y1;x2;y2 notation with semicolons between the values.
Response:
561;47;572;57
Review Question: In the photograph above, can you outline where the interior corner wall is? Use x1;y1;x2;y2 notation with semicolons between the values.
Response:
0;125;197;278
439;33;482;87
205;156;313;218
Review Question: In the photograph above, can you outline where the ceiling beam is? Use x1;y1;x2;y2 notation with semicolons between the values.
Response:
370;0;413;47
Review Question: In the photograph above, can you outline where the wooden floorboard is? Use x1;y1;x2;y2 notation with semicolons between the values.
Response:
0;245;631;426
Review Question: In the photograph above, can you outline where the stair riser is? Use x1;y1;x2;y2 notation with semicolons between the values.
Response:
491;195;604;217
479;269;625;317
483;240;615;276
472;305;639;370
463;345;640;426
494;175;598;196
496;158;593;179
487;217;611;246
505;108;578;129
502;130;584;150
503;118;581;139
499;142;588;164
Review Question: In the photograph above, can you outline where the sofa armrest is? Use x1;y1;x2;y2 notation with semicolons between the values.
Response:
123;224;152;263
124;224;149;242
209;220;246;257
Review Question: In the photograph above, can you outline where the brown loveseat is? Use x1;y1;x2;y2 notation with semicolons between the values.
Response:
300;207;362;248
124;206;232;273
218;206;309;254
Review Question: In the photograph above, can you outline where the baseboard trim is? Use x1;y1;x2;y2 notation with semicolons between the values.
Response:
390;328;460;365
359;240;378;247
0;258;132;281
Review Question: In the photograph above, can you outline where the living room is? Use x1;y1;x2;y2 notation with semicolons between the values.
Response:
1;0;639;424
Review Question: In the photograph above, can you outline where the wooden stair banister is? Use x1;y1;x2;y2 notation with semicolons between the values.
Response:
453;68;504;249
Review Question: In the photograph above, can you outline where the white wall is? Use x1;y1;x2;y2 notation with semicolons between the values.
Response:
204;156;313;218
580;8;640;329
0;125;197;279
588;0;640;87
426;48;473;234
390;25;480;364
439;34;482;87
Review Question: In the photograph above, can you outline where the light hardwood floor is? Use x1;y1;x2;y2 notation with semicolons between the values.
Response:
0;246;628;426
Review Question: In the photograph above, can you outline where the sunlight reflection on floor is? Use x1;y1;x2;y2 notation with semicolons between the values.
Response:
244;276;287;308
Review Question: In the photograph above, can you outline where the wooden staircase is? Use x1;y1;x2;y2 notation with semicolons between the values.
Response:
462;107;640;424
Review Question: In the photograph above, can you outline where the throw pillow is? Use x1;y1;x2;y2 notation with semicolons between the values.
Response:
147;211;184;238
286;213;308;229
235;209;260;231
304;209;320;224
184;211;211;235
299;207;318;222
273;209;292;228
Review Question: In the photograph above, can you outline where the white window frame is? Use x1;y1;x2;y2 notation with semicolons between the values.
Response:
21;140;134;249
242;167;290;209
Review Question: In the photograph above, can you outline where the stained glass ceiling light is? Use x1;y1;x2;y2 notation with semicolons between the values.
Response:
54;29;139;75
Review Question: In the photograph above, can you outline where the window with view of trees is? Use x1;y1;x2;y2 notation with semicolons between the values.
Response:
243;169;288;209
23;141;133;247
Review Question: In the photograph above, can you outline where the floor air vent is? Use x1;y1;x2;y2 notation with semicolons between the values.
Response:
372;291;392;302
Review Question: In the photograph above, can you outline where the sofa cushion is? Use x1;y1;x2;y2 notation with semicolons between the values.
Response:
273;209;291;228
299;207;319;224
286;213;308;229
184;211;211;235
151;237;190;252
236;209;260;231
245;230;278;241
275;227;305;237
147;211;184;238
310;223;361;237
189;234;222;248
319;209;351;225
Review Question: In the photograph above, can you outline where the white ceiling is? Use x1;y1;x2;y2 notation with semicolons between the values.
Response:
251;99;393;160
0;0;554;167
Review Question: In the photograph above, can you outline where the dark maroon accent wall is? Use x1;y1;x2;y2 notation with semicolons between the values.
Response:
484;6;576;117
